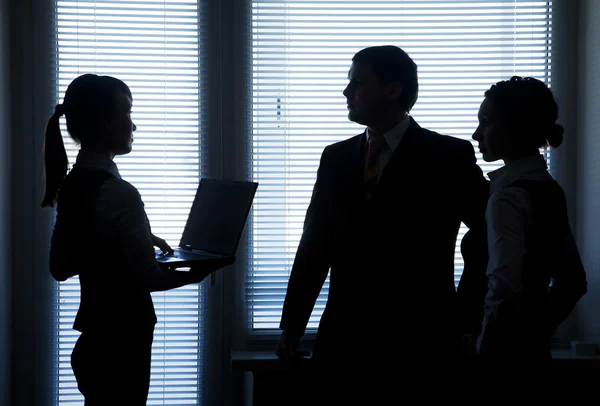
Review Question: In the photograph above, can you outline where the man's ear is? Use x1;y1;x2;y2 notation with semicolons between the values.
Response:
387;81;403;103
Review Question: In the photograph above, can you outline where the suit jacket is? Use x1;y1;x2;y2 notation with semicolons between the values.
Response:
280;117;490;363
51;166;157;334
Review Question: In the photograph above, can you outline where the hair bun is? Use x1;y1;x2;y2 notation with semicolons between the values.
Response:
546;123;564;148
54;104;65;117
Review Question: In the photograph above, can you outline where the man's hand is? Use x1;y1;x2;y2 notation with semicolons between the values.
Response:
275;329;301;360
152;234;173;254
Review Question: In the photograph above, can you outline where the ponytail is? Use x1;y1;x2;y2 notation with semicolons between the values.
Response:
41;104;69;208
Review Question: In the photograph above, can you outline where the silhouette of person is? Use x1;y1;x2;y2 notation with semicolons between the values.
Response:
457;225;489;363
472;76;587;369
275;45;489;396
42;73;233;405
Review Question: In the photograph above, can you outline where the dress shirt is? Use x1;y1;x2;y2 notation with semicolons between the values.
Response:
476;154;582;352
365;112;410;181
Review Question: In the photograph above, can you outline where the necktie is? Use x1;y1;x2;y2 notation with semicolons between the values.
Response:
364;135;386;186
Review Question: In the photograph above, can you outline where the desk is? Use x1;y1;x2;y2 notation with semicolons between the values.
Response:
230;350;312;371
230;349;600;406
230;351;313;406
549;348;600;368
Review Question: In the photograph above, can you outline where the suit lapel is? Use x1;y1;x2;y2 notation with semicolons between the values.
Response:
349;131;367;190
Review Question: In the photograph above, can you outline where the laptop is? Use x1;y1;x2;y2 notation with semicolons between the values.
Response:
155;178;258;268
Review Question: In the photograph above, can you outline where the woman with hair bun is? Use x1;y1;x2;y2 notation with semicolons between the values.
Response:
472;76;587;369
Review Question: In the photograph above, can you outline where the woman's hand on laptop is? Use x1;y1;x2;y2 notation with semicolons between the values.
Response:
152;234;173;254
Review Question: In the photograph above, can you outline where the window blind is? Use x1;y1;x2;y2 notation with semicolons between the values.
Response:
53;1;206;405
248;0;552;330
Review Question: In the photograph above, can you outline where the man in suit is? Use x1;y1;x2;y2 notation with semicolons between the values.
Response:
275;45;489;387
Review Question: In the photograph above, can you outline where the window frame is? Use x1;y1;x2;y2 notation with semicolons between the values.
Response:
241;0;555;346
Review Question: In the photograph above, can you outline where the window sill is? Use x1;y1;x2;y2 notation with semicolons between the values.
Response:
229;349;600;405
230;348;600;373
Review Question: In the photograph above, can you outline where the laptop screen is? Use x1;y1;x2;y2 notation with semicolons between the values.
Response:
179;179;258;256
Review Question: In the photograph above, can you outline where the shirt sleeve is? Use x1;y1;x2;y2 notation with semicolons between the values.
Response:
484;187;531;306
477;187;531;354
96;178;196;292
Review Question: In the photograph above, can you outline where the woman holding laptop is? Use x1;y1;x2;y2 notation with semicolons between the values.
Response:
42;73;232;405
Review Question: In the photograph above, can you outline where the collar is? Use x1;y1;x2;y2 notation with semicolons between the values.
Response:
74;149;122;180
488;154;549;194
366;112;410;152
